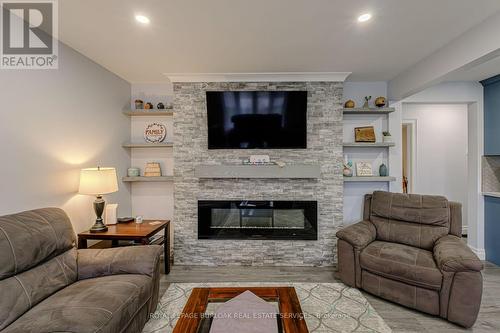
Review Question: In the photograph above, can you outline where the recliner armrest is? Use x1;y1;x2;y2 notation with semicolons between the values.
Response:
336;220;376;250
77;245;162;280
434;235;483;272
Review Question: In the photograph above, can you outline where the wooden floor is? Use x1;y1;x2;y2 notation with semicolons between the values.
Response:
158;261;500;332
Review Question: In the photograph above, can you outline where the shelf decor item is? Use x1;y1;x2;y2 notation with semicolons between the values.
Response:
343;161;353;177
127;167;140;177
344;100;355;108
356;162;373;176
355;126;376;142
379;163;388;177
382;131;393;142
157;102;165;109
144;123;166;143
134;99;144;109
144;162;162;177
363;96;372;108
375;96;386;107
78;167;119;233
144;102;154;110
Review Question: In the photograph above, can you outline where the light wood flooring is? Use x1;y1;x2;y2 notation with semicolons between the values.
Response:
158;261;500;332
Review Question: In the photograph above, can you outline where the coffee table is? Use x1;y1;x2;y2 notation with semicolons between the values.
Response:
173;287;309;333
77;220;170;274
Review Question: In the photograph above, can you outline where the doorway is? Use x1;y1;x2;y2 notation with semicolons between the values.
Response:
402;104;469;229
402;120;416;194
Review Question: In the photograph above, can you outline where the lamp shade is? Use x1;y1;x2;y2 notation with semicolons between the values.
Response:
78;167;118;195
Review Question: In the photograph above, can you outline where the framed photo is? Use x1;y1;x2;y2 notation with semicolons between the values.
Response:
356;162;373;176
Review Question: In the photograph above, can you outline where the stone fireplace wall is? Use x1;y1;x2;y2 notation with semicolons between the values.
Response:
173;82;343;266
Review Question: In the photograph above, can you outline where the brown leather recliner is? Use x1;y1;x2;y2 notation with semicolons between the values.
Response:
336;191;483;328
0;208;162;333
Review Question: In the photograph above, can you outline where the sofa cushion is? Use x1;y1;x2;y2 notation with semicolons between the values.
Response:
360;241;442;290
0;208;76;280
2;274;152;333
0;248;77;330
370;191;450;250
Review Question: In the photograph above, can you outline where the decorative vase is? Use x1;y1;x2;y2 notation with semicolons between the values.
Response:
343;164;353;177
344;100;355;108
375;96;386;107
379;164;388;177
134;99;143;109
157;102;165;109
383;135;393;143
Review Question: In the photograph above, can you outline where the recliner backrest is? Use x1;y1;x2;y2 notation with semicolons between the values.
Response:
0;208;77;330
367;191;455;250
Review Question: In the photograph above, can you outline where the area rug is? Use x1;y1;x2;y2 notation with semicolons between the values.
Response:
143;282;391;333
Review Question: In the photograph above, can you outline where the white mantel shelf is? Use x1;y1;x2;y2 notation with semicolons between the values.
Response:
195;164;321;179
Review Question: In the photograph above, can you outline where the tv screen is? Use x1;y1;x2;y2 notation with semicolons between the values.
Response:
206;91;307;149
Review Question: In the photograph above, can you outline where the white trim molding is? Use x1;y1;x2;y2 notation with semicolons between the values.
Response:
468;245;486;260
164;72;352;83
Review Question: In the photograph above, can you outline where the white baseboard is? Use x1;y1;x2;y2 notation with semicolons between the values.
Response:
468;245;486;260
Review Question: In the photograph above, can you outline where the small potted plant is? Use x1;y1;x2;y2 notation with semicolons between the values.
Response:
382;131;393;142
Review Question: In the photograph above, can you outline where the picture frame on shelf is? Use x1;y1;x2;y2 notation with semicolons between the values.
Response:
355;126;376;142
356;162;373;177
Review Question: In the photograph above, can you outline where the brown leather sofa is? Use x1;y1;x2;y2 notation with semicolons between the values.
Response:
336;191;483;328
0;208;162;333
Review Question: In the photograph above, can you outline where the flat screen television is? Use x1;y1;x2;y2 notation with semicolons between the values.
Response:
206;91;307;149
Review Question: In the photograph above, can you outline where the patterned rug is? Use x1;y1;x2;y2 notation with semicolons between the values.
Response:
143;282;391;333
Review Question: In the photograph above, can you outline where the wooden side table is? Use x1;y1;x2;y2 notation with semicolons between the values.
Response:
77;220;170;274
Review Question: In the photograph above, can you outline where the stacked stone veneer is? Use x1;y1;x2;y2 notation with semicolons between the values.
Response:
173;82;343;266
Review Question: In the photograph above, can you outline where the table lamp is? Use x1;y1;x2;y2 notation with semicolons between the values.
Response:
79;167;118;232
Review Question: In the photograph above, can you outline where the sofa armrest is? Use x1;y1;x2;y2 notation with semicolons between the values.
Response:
77;245;162;280
336;220;376;250
434;235;483;272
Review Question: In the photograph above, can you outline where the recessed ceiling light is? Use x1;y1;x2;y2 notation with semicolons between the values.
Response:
135;15;150;24
357;13;372;23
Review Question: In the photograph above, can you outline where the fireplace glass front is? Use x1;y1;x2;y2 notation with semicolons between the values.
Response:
198;200;317;240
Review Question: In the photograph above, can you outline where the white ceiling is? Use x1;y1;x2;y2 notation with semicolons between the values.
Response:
59;0;500;83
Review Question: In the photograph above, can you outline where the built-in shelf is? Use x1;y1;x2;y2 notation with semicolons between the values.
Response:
343;142;395;148
122;176;173;182
123;110;173;116
342;107;395;114
344;176;396;182
195;164;321;179
122;142;173;148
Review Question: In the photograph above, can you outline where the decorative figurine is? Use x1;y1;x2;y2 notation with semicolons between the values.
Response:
363;96;372;108
375;96;386;108
134;99;144;109
344;100;355;108
157;102;165;109
379;163;388;177
144;102;154;110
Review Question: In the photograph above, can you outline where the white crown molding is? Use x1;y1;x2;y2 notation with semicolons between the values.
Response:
164;72;352;83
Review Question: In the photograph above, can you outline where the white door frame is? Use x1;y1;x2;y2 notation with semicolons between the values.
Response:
402;119;417;193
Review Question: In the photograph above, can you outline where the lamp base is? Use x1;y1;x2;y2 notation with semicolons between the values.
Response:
89;195;108;233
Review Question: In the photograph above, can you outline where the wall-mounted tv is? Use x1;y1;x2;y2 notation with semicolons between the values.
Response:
206;91;307;149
